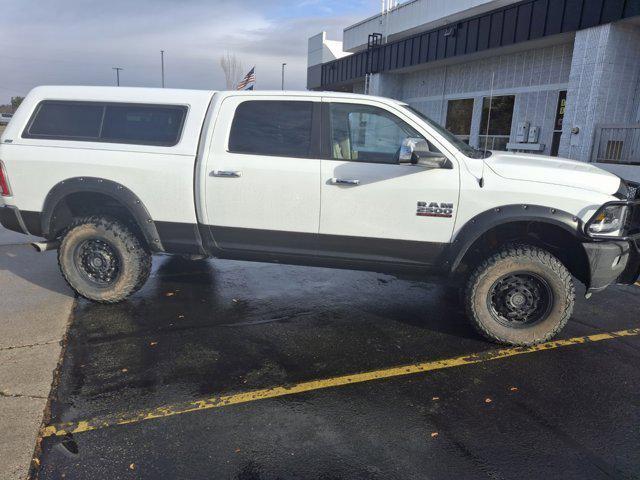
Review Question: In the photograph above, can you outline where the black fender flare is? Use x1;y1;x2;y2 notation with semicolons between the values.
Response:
445;204;585;272
41;177;164;252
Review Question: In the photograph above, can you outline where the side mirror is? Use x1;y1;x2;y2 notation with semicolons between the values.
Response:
399;137;448;168
399;137;426;163
413;151;449;169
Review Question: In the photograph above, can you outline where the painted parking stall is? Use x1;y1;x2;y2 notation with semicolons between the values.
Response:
35;256;640;479
41;326;640;439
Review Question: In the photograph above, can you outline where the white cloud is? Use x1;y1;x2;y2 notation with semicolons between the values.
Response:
0;0;375;103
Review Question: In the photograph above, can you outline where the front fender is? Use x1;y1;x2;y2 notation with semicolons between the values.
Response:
446;204;584;272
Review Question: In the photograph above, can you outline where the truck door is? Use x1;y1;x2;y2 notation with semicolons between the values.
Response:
203;95;321;256
318;98;459;267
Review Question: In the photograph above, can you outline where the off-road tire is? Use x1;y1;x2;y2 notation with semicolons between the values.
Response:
464;244;575;346
58;216;152;303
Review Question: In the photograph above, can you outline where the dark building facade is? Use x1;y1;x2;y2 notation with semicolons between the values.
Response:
308;0;640;179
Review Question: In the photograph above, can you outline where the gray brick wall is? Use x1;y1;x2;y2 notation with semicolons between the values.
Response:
370;41;573;154
368;22;640;162
512;90;562;155
559;22;640;161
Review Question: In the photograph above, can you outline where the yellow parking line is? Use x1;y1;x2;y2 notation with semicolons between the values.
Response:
41;327;640;438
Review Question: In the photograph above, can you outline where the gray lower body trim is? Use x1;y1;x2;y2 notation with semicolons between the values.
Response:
208;226;447;274
156;221;206;255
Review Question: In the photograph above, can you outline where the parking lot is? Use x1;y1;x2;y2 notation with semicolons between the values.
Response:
13;249;635;479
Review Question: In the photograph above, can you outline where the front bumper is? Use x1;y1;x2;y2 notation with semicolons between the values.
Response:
583;241;629;293
616;239;640;285
583;181;640;291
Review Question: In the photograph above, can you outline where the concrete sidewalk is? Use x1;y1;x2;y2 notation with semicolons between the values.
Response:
0;227;73;480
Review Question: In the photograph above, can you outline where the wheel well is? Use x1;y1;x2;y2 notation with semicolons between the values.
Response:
454;221;589;286
49;192;147;246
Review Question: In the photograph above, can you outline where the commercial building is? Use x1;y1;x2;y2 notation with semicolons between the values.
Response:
307;0;640;179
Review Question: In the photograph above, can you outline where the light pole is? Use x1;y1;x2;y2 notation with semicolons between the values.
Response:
160;50;165;88
281;63;286;91
112;67;123;86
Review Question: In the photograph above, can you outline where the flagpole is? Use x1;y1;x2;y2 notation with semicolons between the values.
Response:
281;64;286;90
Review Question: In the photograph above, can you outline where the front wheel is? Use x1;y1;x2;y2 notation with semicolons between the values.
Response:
464;245;575;346
58;216;152;303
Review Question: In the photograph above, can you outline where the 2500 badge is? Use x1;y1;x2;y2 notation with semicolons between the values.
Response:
416;201;454;218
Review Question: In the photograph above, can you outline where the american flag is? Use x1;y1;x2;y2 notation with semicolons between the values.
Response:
236;67;255;90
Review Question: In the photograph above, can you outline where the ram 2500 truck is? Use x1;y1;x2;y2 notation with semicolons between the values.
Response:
1;86;638;346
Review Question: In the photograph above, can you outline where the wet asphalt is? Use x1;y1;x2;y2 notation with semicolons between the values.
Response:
34;255;640;479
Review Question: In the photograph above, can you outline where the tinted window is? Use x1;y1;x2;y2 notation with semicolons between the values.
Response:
445;98;474;143
228;101;313;157
101;105;186;146
480;95;515;135
24;101;187;146
27;102;103;139
329;103;431;164
479;95;515;151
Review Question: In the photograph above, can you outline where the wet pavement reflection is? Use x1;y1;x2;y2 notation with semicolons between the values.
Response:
36;256;640;479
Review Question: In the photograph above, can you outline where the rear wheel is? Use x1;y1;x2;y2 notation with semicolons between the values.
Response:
464;245;575;346
58;216;151;303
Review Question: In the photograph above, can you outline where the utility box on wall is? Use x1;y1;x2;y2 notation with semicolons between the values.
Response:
516;122;530;143
507;123;545;153
528;126;540;143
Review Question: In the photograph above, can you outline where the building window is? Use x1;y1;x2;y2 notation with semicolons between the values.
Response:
479;95;515;151
445;99;474;144
228;100;314;158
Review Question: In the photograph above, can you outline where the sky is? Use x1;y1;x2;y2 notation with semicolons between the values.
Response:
0;0;379;104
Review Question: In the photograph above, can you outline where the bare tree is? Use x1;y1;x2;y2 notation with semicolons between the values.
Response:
219;53;244;90
11;96;24;112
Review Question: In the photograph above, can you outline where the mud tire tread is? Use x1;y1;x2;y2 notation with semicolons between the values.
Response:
464;244;575;346
57;216;151;303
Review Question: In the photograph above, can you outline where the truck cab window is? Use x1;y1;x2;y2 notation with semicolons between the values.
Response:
329;103;436;164
228;100;313;157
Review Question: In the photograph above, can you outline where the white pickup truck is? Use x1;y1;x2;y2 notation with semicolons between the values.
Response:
1;86;638;345
0;112;13;125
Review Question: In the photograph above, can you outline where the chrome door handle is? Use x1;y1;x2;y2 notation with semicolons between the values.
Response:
330;177;359;186
210;170;242;178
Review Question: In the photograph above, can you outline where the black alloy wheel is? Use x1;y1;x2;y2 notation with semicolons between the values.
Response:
74;238;121;286
487;272;553;328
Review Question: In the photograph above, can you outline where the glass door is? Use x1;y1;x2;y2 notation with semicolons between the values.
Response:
550;90;566;157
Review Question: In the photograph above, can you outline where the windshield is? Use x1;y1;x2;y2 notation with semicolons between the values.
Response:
402;105;491;159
